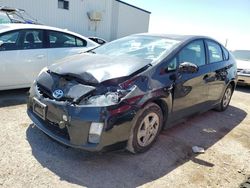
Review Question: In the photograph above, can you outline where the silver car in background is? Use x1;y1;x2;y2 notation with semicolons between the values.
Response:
232;50;250;86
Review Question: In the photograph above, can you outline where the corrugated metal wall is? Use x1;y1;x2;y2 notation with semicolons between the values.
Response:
0;0;149;41
116;2;150;39
84;0;113;40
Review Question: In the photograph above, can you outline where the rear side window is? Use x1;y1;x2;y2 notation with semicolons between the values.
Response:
48;31;87;48
222;46;229;60
178;40;206;67
22;30;44;50
206;40;223;63
0;31;20;51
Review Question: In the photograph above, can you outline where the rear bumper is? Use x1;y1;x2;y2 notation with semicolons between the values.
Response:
237;74;250;85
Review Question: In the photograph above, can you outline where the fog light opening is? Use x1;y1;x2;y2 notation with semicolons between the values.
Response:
88;122;104;144
59;121;66;129
62;114;68;121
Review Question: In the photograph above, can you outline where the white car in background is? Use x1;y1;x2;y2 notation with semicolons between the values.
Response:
0;24;99;90
232;50;250;86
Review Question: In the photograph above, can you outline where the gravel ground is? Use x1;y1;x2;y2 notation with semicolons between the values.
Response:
0;86;249;188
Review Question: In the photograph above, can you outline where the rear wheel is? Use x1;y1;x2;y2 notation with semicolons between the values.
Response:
127;103;163;153
215;84;233;111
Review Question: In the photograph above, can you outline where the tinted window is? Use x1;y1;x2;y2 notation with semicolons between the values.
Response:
0;31;20;51
207;41;223;63
178;40;206;67
167;58;177;71
49;31;86;48
222;46;229;60
58;0;69;10
22;30;44;49
76;38;87;47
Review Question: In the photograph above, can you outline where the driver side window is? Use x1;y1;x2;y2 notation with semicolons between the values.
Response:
178;40;206;67
167;58;177;71
0;31;20;51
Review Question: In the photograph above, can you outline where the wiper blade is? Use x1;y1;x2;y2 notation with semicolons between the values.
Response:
85;50;96;54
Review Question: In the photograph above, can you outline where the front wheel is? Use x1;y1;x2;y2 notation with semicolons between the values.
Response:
215;84;233;111
126;103;163;153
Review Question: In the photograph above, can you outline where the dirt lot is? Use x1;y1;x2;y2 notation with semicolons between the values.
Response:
0;86;249;188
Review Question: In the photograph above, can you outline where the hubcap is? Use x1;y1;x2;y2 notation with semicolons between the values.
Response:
137;112;160;147
222;87;232;108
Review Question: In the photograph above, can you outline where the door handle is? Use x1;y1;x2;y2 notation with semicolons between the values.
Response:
36;54;45;59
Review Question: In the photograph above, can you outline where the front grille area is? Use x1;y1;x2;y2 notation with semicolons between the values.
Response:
44;120;70;140
36;83;54;99
36;84;74;102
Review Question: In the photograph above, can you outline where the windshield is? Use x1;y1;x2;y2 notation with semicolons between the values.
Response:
0;12;11;24
232;50;250;61
0;10;38;24
93;35;181;61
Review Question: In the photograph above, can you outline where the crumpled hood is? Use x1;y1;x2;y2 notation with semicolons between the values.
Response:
236;59;250;70
49;53;151;84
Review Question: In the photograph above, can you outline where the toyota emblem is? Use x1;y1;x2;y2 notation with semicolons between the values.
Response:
53;89;64;99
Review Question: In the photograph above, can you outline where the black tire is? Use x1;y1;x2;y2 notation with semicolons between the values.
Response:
215;84;233;112
126;103;163;153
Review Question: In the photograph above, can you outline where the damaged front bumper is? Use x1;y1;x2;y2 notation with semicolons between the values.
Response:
27;85;138;152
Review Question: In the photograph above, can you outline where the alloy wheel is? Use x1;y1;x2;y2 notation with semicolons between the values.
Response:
137;112;160;147
222;87;232;108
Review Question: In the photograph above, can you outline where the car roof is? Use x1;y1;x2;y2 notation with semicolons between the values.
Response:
135;33;213;42
0;23;98;45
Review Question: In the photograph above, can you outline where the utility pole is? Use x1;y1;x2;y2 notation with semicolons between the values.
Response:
225;39;228;47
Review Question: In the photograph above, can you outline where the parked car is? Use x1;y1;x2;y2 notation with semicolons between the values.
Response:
0;24;99;90
27;34;237;153
88;36;107;45
232;50;250;86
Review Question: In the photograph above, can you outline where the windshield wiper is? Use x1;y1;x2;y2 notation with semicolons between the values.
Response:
84;50;96;54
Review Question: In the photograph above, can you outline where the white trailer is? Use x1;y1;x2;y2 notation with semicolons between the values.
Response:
0;0;150;41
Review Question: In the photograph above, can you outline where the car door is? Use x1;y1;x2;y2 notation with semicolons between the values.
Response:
46;30;91;64
172;39;210;119
204;40;228;103
0;29;47;90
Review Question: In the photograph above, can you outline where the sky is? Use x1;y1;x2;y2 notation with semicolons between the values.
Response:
123;0;250;50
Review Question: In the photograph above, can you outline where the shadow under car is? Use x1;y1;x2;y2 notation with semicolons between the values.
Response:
26;105;246;188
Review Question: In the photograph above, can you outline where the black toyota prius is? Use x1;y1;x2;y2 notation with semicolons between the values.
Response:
27;34;237;153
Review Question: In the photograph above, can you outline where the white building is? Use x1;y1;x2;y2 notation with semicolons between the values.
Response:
0;0;151;41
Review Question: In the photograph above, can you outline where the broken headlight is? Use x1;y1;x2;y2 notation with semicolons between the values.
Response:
86;92;120;106
80;77;138;106
80;89;130;106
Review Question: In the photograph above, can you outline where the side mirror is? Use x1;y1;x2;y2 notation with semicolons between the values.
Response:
179;62;198;73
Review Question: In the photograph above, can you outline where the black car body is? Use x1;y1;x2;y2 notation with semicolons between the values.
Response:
88;37;107;45
27;34;237;153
